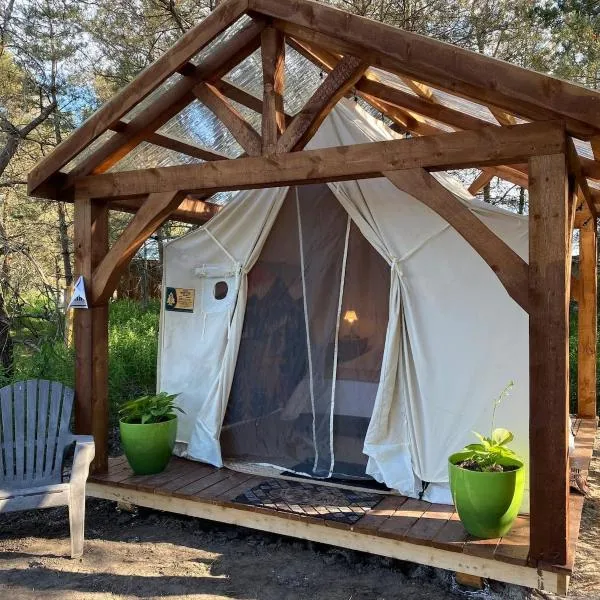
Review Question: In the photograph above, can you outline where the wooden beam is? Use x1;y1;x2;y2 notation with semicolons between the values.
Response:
108;196;219;225
145;132;230;162
73;121;566;199
92;192;185;305
277;55;368;152
214;79;293;126
490;108;518;126
567;137;598;220
578;219;598;418
261;26;286;154
73;198;109;473
528;153;570;566
257;0;600;138
28;0;248;196
385;168;529;312
571;274;581;303
591;136;600;161
193;82;262;156
60;18;265;191
468;169;495;195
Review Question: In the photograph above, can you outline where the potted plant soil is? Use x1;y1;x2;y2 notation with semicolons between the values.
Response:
448;382;525;538
119;392;183;475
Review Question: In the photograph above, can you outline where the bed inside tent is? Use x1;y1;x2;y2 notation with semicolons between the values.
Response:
157;98;530;510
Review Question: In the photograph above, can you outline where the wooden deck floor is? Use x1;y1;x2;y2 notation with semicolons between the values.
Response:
87;418;596;595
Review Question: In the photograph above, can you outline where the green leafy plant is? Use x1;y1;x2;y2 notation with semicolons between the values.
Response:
455;381;522;472
119;392;183;425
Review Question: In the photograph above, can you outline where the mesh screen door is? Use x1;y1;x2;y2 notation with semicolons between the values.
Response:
220;184;390;480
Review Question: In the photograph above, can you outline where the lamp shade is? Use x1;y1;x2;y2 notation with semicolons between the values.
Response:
343;310;358;324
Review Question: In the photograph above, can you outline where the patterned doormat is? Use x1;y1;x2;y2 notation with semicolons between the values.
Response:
232;478;383;525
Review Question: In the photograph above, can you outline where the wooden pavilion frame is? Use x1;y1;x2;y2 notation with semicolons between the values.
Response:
27;0;599;590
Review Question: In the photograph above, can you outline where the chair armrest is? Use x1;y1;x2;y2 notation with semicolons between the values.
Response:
68;435;95;486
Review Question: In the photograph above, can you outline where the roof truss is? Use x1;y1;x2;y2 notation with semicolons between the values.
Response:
27;0;600;217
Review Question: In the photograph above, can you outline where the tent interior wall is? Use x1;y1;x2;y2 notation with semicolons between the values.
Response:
26;0;600;589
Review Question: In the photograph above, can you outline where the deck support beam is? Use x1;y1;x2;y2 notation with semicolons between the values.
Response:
528;153;570;566
577;219;598;418
74;197;109;473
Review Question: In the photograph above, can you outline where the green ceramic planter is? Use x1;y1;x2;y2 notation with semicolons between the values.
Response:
448;453;525;538
120;416;177;475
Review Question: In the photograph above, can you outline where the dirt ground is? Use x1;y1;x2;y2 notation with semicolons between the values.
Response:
1;439;599;600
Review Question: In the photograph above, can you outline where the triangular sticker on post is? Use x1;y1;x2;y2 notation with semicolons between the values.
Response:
67;276;89;309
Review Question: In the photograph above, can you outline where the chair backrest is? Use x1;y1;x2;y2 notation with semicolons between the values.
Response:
0;380;74;488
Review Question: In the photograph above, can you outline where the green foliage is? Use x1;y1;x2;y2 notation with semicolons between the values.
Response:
455;381;523;471
456;428;520;471
1;299;161;424
119;392;182;425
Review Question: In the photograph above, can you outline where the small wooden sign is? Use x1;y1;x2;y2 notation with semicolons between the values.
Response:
165;287;195;313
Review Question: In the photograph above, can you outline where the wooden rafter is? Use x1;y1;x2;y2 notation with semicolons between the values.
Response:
108;196;219;225
261;26;286;154
214;79;293;125
288;37;537;189
193;82;262;156
72;121;566;199
468;169;495;195
28;0;249;196
145;132;230;162
261;0;600;137
277;55;368;152
58;17;266;195
92;191;186;305
385;168;529;311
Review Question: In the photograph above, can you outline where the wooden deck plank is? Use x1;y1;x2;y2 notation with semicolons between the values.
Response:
155;463;218;494
173;468;233;496
430;511;469;553
377;498;431;540
404;503;454;546
200;471;256;500
219;475;267;502
494;516;530;566
352;495;407;533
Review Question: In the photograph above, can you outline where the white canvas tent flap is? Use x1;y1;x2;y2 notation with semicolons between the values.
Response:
159;187;287;466
307;101;529;505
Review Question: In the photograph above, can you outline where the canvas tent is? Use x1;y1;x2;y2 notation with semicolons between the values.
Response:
158;99;530;507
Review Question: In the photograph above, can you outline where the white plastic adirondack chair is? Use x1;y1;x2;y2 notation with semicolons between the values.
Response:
0;380;95;558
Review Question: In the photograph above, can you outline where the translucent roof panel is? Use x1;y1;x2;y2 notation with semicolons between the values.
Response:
223;49;262;99
122;73;184;122
62;130;117;173
222;43;324;118
158;100;244;158
369;67;498;126
189;15;254;67
109;141;202;172
282;45;323;115
574;139;594;160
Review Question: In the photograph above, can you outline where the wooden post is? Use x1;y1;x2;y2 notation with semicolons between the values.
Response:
74;197;109;473
528;153;570;566
578;219;598;418
261;26;285;155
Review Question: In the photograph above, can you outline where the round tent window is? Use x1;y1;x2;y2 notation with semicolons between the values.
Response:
214;281;228;300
